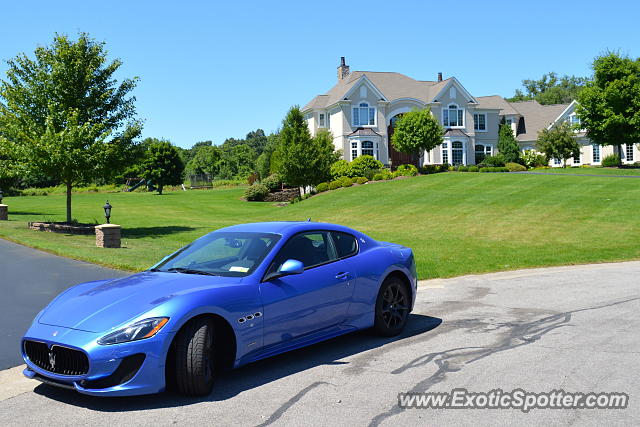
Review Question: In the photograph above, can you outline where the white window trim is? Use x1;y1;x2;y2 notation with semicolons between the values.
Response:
441;140;467;165
473;113;487;132
442;104;465;129
349;139;380;161
352;102;377;128
592;144;601;164
625;143;635;163
318;112;326;128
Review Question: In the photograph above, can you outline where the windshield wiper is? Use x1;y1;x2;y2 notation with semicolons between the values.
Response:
164;267;220;276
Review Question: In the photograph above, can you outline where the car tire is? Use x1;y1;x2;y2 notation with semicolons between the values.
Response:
373;277;410;337
174;317;216;396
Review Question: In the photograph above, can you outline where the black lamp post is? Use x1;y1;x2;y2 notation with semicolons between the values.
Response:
0;189;3;204
103;201;112;224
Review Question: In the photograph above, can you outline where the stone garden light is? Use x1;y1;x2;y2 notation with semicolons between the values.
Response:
103;201;112;224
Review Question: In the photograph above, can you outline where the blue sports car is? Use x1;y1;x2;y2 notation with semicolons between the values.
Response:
21;221;417;396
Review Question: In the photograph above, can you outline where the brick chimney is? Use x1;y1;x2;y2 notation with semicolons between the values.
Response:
337;57;350;80
437;72;443;82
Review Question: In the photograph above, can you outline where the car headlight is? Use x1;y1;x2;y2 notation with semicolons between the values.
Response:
97;317;169;345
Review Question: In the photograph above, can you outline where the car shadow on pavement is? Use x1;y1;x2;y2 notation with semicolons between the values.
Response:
32;313;442;411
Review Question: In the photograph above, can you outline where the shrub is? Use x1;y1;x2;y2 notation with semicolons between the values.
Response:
391;171;403;178
330;160;351;179
458;165;469;172
339;176;353;187
522;150;548;168
479;154;506;167
328;180;342;190
373;173;385;181
602;154;621;167
468;166;479;172
448;166;455;171
244;183;269;201
421;165;438;174
355;177;368;185
480;166;509;173
261;174;282;191
506;162;527;172
213;179;246;187
439;163;450;172
395;164;419;176
316;182;329;192
350;155;384;177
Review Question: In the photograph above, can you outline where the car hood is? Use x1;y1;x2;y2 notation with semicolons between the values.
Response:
38;272;242;333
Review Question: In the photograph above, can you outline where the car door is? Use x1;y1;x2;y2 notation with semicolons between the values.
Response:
259;231;354;348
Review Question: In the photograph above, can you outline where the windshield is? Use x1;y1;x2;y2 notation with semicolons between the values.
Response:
152;232;281;277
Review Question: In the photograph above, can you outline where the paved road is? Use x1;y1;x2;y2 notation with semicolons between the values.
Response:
1;261;639;426
0;238;126;370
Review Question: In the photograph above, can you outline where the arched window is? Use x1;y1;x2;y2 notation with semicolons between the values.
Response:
443;104;463;127
361;141;374;157
352;102;376;126
452;141;464;165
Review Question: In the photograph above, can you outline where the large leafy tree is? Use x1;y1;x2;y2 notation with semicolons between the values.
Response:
577;52;640;157
256;132;280;179
185;145;221;177
391;109;443;160
218;143;256;179
508;72;589;105
140;138;184;195
537;122;580;168
0;32;141;222
497;123;521;163
274;106;335;192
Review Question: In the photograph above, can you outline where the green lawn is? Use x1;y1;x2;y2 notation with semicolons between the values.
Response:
1;173;639;279
530;167;640;175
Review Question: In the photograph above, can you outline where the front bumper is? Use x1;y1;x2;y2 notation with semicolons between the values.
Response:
22;322;173;396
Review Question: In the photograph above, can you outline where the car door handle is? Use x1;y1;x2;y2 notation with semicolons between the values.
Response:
335;272;350;280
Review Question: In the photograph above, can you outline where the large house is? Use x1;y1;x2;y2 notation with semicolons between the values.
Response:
302;58;639;167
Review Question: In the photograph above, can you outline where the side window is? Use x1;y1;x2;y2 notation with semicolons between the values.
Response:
331;232;358;259
268;231;337;274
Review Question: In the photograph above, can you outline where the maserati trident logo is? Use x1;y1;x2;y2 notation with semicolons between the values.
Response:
52;330;58;337
48;351;56;370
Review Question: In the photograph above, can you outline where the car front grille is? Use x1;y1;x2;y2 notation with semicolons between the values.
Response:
24;340;89;376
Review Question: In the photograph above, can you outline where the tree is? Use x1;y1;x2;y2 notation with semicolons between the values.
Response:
185;145;221;177
256;132;279;179
274;106;336;192
141;138;184;194
245;129;268;156
508;72;589;105
390;109;443;159
497;124;521;163
577;52;640;160
218;143;256;179
536;122;580;167
0;32;141;222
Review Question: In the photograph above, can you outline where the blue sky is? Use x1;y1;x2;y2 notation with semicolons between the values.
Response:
1;0;639;148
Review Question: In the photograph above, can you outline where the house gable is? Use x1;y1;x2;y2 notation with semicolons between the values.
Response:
342;74;388;103
431;77;478;105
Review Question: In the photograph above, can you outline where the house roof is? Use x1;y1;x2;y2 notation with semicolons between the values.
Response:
444;129;470;138
476;95;521;115
348;127;382;137
509;100;570;142
302;71;449;111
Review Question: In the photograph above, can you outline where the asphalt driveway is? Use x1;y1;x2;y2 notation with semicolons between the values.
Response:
1;259;638;426
0;238;126;370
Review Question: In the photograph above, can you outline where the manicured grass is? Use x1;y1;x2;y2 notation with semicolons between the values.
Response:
1;173;639;279
530;167;640;175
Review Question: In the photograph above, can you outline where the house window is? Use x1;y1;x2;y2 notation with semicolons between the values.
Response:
475;144;492;163
473;113;486;131
327;112;330;128
319;113;326;128
592;144;600;163
443;104;463;127
554;157;561;165
505;118;513;126
452;141;464;165
568;114;580;126
351;141;358;161
626;143;635;162
573;151;580;164
352;102;375;126
442;142;449;164
362;141;374;157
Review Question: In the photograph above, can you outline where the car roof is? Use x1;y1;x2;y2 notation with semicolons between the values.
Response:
215;221;362;237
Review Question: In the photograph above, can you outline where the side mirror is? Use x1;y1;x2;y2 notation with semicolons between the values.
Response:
264;259;304;282
278;259;304;276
